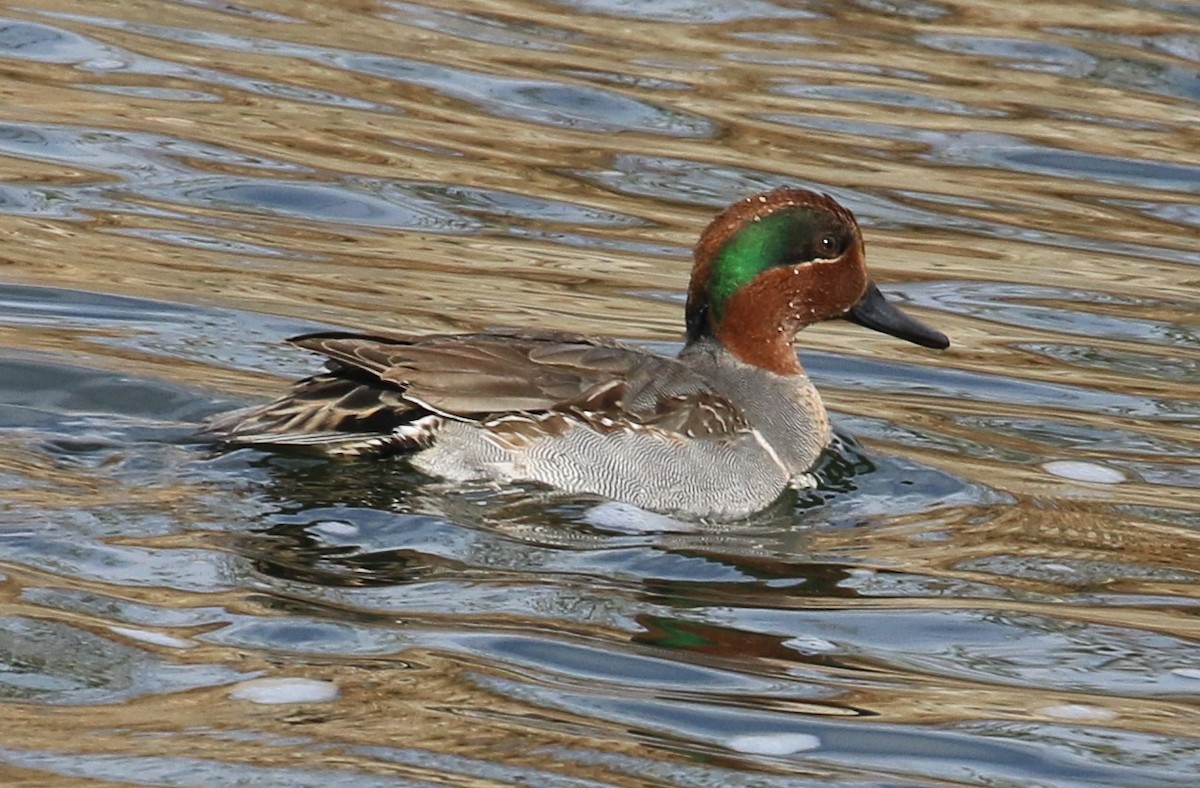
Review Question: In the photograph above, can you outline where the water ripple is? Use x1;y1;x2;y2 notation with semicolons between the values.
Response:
1;0;1198;784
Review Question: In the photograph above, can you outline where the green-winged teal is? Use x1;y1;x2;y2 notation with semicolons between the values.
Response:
205;187;949;520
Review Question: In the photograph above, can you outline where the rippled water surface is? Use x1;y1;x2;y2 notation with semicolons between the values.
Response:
1;0;1198;784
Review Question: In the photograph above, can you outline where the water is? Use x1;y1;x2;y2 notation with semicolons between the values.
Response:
1;0;1198;784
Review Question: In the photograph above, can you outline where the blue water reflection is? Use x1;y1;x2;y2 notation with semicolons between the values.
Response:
0;0;1198;784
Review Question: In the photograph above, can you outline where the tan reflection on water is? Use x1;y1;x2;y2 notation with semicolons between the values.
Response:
0;655;661;783
1;0;1198;782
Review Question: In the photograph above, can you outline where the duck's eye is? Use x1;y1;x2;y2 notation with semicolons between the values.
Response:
818;234;839;256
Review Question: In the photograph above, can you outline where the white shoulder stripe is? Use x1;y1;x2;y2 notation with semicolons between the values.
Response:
749;427;790;479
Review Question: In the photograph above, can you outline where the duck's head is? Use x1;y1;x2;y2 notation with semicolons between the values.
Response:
685;187;949;374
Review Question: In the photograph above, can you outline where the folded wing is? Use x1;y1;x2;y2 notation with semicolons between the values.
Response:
202;328;749;456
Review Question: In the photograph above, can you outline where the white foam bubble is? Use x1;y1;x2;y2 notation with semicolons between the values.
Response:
583;501;696;533
782;635;839;654
109;626;194;649
727;732;820;755
1042;461;1126;484
312;520;358;536
229;677;340;704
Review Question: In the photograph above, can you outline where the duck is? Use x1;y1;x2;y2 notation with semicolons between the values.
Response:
204;187;949;520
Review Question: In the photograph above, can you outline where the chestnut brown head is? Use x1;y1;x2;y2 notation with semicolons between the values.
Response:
685;187;948;374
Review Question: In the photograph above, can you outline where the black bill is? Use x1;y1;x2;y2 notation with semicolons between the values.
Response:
845;281;950;349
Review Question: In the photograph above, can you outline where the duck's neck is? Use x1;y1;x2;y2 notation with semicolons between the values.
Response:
714;327;801;375
705;270;804;376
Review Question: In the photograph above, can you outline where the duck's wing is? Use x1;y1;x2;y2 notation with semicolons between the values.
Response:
202;329;750;457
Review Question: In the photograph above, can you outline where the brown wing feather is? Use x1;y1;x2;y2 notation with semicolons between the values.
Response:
205;329;750;454
290;330;661;416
